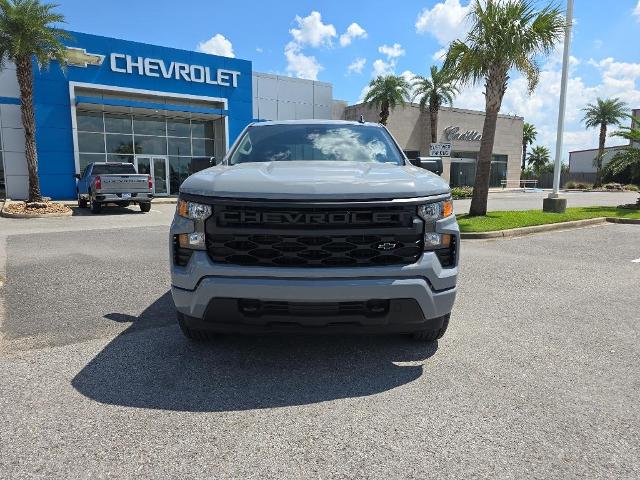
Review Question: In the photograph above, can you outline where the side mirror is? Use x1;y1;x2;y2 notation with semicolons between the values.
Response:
74;173;81;179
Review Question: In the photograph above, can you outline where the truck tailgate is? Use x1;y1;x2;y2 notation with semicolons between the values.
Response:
99;175;150;193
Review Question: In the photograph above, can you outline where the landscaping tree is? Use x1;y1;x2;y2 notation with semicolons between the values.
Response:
581;97;628;188
444;0;565;216
527;145;551;175
522;122;537;170
603;119;640;203
363;75;411;126
0;0;70;203
411;65;458;144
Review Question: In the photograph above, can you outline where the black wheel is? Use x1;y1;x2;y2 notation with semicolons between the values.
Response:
176;311;209;341
139;202;151;213
90;198;102;214
77;193;88;208
412;314;450;342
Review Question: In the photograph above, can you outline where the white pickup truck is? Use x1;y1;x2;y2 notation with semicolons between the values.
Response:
76;162;154;213
170;120;459;341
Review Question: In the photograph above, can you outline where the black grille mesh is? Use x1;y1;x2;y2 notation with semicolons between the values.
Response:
207;233;422;267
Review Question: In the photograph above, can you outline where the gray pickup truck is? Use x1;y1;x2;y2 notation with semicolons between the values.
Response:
76;162;153;213
170;120;459;341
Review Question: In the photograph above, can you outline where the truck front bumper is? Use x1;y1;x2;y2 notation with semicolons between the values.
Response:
172;275;456;333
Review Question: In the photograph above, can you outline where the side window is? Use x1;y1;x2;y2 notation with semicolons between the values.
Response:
83;165;92;178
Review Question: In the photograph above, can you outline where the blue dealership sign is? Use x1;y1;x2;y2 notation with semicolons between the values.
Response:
32;31;253;199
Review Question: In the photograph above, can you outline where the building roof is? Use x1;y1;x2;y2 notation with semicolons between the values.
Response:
568;145;624;155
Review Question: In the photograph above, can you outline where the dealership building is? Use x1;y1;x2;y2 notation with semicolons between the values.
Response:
0;31;523;200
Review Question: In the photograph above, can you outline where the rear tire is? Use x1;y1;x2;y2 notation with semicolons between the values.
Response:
90;198;102;214
176;311;209;341
412;314;450;342
139;202;151;213
77;193;88;208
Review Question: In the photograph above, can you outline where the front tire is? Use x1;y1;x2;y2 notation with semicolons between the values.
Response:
412;314;450;342
139;202;151;213
90;198;102;214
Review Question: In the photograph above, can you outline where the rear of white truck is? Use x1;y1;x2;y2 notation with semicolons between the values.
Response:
170;121;459;341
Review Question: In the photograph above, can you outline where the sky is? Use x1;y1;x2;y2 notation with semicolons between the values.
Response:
54;0;640;160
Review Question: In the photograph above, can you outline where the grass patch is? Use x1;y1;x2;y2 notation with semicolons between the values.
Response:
457;206;640;233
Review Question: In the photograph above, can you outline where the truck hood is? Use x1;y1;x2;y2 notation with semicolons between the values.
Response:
180;161;450;200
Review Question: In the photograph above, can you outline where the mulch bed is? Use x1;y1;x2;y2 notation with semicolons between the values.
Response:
3;201;72;216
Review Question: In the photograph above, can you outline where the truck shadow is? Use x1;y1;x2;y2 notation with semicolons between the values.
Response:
72;291;439;412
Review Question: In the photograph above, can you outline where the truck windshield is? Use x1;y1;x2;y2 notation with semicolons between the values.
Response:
92;163;137;175
229;124;404;165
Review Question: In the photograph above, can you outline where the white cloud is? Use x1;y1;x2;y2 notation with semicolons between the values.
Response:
432;48;447;61
378;43;405;59
197;34;235;58
372;59;394;77
415;0;473;46
347;57;367;75
367;43;405;78
634;1;640;19
256;47;263;53
340;23;367;47
290;11;336;48
284;42;322;80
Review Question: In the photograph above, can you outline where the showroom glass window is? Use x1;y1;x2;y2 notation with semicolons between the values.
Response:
449;151;509;188
75;110;216;193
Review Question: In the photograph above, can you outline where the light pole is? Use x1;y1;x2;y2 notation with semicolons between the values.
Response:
543;0;574;213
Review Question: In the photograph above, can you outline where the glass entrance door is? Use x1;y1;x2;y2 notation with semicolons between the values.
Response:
152;157;168;195
135;155;169;196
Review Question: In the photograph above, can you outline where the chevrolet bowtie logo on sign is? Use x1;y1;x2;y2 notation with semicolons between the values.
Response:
65;47;105;68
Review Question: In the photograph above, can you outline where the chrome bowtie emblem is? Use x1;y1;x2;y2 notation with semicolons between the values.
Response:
377;242;397;251
65;47;105;67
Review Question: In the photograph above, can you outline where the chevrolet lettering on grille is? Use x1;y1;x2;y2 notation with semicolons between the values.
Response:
219;210;407;226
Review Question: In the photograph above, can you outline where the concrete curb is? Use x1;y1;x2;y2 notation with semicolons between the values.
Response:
1;199;74;218
460;216;639;239
1;208;73;219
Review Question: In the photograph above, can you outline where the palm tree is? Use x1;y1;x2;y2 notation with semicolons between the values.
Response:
363;75;411;126
527;145;550;175
581;97;628;187
522;122;537;170
412;65;458;144
603;120;640;203
0;0;70;203
443;0;565;216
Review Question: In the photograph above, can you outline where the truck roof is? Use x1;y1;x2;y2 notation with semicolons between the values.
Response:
250;119;381;127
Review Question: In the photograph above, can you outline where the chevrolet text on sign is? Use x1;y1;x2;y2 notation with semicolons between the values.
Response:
110;53;240;87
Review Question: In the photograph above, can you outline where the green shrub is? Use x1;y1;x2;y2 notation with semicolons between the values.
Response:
451;186;473;199
624;184;639;192
575;182;593;190
604;182;624;191
564;181;577;189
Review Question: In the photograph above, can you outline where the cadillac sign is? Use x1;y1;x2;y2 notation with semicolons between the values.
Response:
444;126;482;142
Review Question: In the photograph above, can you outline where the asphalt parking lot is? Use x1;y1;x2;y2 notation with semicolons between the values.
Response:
0;196;639;478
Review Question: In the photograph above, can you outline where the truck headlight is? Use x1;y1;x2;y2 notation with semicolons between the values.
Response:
417;198;453;222
177;200;212;220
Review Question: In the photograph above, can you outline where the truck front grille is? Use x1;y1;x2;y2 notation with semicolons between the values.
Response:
204;201;424;268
